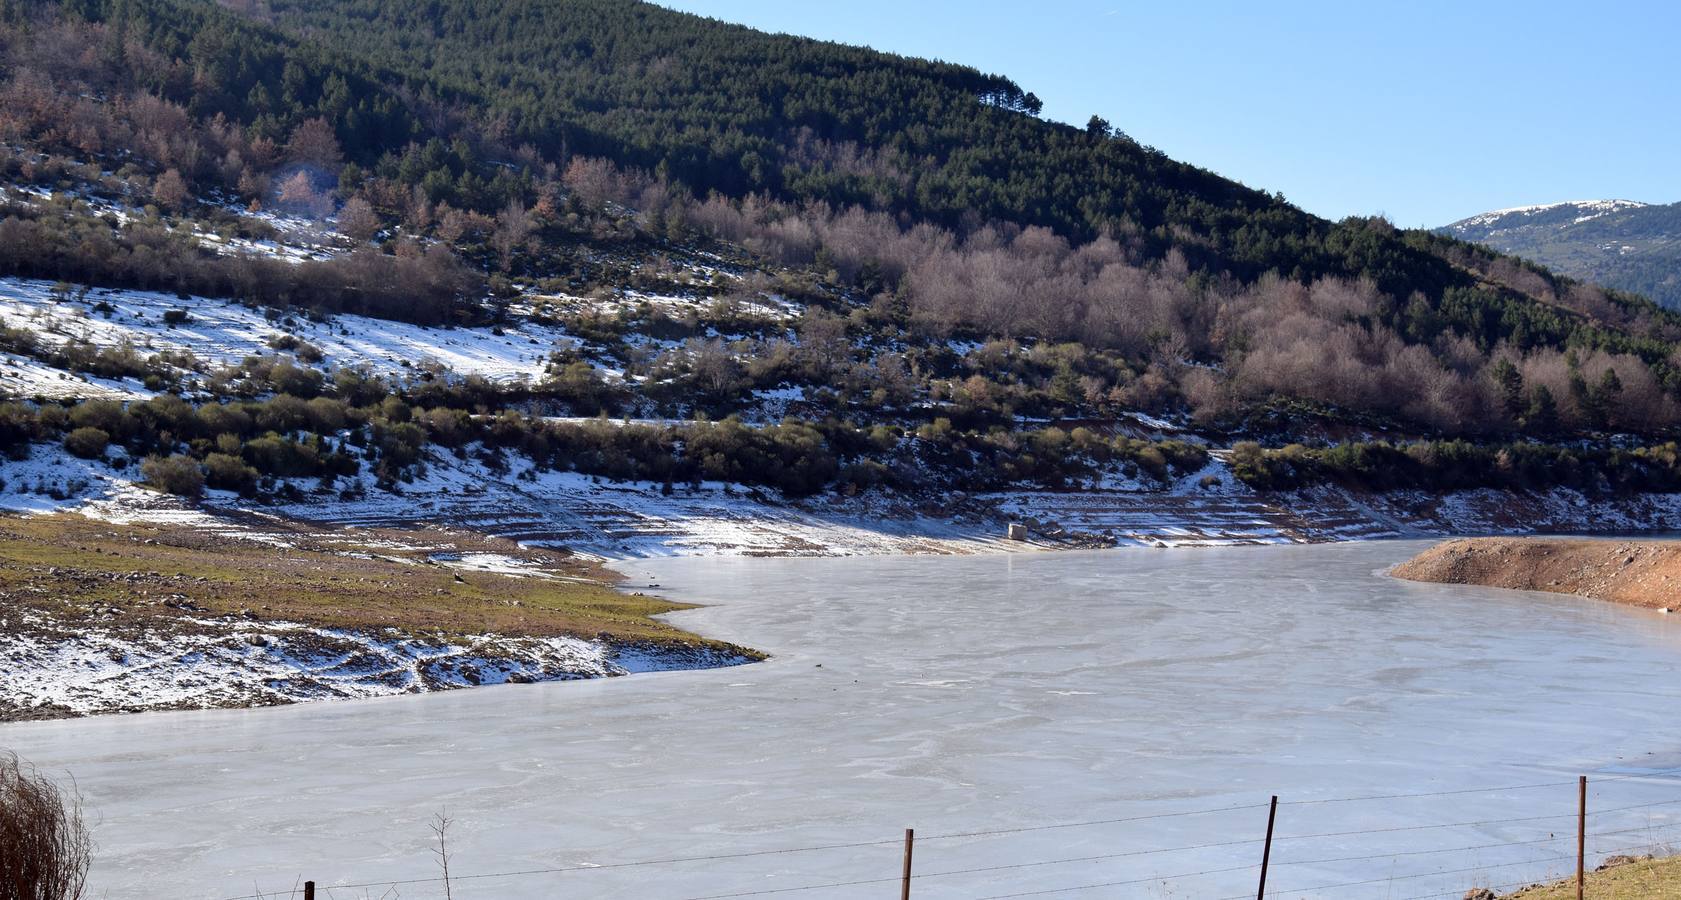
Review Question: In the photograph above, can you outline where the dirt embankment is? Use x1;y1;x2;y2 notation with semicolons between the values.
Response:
1392;537;1681;611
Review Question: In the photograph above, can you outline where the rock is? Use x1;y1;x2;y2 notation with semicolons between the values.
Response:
1463;890;1496;900
1597;853;1652;871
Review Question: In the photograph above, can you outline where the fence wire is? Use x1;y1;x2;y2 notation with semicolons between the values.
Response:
219;772;1681;900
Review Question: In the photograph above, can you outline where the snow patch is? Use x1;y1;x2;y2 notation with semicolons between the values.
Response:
0;613;752;718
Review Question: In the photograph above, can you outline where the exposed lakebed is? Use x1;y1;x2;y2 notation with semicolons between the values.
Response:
4;540;1681;898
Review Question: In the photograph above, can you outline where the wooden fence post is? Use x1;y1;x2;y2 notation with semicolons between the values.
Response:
303;881;315;900
1257;795;1278;900
1578;775;1587;900
901;828;915;900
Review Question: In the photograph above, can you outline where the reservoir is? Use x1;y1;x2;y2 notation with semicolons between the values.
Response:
5;541;1681;898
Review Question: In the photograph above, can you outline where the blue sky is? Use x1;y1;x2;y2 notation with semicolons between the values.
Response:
656;1;1677;227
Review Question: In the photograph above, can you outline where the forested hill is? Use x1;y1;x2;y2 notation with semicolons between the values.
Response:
76;0;1472;298
8;0;1681;446
260;0;1279;247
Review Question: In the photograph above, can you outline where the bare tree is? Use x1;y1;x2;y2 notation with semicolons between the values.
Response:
429;812;454;900
151;169;188;212
796;309;850;379
0;752;92;900
276;171;332;218
490;201;535;271
336;198;382;243
562;157;621;210
284;117;344;171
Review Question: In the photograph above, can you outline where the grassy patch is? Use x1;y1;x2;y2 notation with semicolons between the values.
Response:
1496;855;1681;898
0;513;747;653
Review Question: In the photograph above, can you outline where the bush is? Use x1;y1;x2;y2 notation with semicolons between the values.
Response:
66;400;126;439
242;435;319;477
0;403;41;459
141;454;204;498
203;452;259;493
0;751;92;900
62;427;110;459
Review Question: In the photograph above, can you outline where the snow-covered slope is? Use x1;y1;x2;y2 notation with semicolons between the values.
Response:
0;276;582;396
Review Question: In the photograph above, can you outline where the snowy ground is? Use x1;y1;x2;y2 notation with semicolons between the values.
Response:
0;276;585;389
9;438;1680;561
0;610;749;719
0;349;147;401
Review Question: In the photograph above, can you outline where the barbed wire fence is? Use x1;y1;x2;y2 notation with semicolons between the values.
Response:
222;769;1681;900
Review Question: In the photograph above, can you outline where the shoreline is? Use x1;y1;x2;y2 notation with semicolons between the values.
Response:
0;511;760;721
15;435;1681;560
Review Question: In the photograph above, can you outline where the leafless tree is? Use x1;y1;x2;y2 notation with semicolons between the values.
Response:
490;200;535;271
284;118;343;171
276;171;332;218
151;168;188;212
336;198;382;243
562;157;622;210
429;813;454;900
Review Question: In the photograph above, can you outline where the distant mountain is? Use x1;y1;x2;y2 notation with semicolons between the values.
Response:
1439;200;1681;308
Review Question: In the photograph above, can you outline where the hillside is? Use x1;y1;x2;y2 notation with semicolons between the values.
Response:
1440;200;1681;308
0;0;1677;511
3;0;1679;429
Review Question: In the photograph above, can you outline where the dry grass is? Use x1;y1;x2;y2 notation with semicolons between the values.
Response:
0;512;741;652
1497;854;1681;898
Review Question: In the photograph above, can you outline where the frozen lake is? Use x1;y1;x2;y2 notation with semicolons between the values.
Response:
6;540;1681;899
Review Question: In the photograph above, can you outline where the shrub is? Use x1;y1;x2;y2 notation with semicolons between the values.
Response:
141;454;204;497
254;395;312;434
0;751;92;900
267;362;323;398
0;403;40;459
66;400;126;438
242;435;319;477
62;427;110;459
203;452;259;493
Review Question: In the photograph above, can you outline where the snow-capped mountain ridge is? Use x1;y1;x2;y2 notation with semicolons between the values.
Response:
1437;198;1681;309
1448;199;1649;232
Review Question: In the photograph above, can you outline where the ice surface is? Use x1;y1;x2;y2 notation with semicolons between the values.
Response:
4;541;1681;898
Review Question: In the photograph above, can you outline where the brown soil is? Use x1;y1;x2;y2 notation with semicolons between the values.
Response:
1392;537;1681;611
